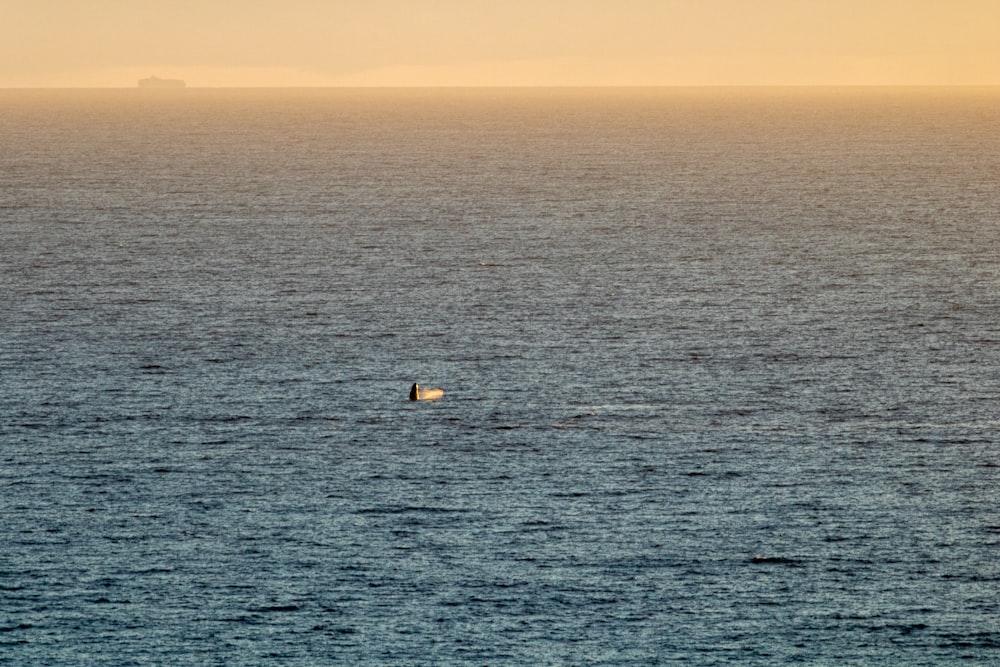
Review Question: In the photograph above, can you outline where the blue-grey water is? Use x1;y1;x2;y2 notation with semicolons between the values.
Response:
2;87;1000;665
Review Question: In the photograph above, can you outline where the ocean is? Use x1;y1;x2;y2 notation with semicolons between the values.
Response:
2;87;999;665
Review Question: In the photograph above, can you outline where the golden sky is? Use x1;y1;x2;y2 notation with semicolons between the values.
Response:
2;0;998;87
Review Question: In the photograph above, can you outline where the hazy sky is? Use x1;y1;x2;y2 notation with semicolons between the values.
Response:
3;0;998;87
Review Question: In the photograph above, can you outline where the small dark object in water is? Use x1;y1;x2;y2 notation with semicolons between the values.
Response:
752;555;796;564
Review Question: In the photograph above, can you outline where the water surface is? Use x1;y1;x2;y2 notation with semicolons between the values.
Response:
2;87;1000;665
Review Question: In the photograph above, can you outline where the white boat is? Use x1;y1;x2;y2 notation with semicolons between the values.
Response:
409;383;444;401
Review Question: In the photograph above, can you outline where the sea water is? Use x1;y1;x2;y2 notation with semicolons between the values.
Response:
2;87;1000;665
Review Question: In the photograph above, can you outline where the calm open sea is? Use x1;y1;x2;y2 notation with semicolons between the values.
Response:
2;87;1000;665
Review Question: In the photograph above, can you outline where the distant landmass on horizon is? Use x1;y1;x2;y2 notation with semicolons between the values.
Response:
138;76;186;88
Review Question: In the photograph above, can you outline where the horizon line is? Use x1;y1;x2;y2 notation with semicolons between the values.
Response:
4;83;1000;90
